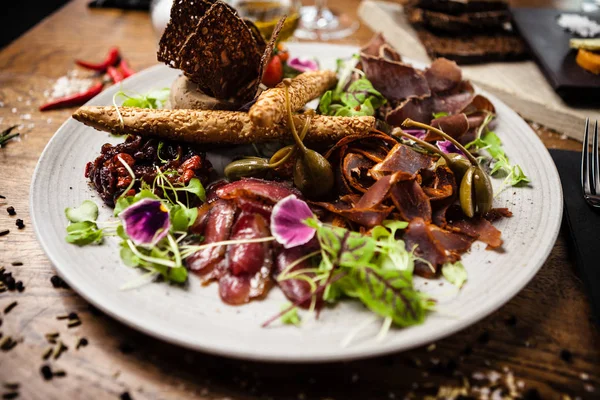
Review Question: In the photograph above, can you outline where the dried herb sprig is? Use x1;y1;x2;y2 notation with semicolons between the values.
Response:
0;125;20;148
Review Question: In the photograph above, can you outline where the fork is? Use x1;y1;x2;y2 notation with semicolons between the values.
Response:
581;118;600;208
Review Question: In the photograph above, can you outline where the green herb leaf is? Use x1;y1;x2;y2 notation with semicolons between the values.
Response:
340;267;433;327
442;261;467;288
170;205;198;232
177;178;206;202
432;111;449;119
65;221;104;246
280;304;302;326
120;88;170;109
65;200;99;223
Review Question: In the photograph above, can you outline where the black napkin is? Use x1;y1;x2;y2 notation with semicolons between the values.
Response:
88;0;151;10
550;149;600;322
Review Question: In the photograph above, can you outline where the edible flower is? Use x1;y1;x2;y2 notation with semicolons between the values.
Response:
437;139;464;156
287;57;319;73
120;198;170;245
271;195;316;248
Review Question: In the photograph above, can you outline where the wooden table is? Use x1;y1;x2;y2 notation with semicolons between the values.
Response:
0;0;597;399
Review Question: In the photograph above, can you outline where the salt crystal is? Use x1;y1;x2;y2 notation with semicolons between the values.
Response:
25;100;31;106
20;114;31;120
27;123;35;129
11;108;17;113
557;13;600;38
488;370;502;384
580;372;590;381
426;343;436;351
17;96;23;102
0;101;4;107
560;134;568;140
47;118;52;124
585;384;595;392
472;372;486;380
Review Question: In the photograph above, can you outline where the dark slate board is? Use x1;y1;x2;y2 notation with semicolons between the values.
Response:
511;7;600;105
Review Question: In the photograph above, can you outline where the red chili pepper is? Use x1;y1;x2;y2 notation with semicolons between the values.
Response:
75;47;120;72
107;66;124;83
119;59;135;78
39;82;104;111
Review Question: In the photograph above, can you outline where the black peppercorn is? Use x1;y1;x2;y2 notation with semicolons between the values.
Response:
40;365;53;380
15;219;24;229
5;276;15;291
15;281;24;292
120;391;132;400
7;206;16;216
560;349;572;363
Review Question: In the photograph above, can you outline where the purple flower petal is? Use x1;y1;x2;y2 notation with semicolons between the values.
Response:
271;195;316;249
437;140;464;156
120;199;170;245
288;57;319;73
403;129;427;140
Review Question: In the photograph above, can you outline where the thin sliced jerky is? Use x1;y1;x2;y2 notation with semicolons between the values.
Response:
178;2;261;99
424;58;462;93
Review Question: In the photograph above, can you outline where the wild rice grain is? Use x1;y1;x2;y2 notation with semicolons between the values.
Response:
0;230;9;237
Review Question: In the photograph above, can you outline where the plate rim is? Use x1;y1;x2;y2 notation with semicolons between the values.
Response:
30;43;563;363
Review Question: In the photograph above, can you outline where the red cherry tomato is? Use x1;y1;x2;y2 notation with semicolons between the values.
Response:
262;55;283;88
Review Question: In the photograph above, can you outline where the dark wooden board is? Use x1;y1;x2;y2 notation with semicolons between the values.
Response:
511;7;600;105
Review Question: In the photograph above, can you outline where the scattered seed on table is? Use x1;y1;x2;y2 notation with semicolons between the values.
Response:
5;277;15;291
40;365;53;381
50;275;69;289
41;346;53;360
120;392;132;400
0;230;9;237
2;384;19;391
0;336;16;351
68;312;78;320
4;302;17;314
6;207;15;216
2;392;19;399
0;195;5;199
52;341;68;359
15;220;24;230
67;320;81;328
53;370;66;378
15;282;23;292
76;337;88;349
560;349;573;363
10;262;22;267
56;314;69;320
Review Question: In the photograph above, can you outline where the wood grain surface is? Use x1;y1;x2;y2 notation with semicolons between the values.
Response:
0;0;597;399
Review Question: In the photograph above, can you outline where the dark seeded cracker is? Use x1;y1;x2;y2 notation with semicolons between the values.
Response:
178;2;261;99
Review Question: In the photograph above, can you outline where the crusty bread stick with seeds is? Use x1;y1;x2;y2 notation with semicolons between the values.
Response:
249;70;337;128
72;106;375;145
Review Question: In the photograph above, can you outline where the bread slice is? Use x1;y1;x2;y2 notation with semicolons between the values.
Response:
415;28;528;64
406;6;511;33
407;0;509;14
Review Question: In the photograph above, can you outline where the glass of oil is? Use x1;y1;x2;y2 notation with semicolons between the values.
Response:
230;0;301;41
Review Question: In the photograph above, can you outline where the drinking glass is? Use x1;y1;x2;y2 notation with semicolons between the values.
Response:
294;0;359;40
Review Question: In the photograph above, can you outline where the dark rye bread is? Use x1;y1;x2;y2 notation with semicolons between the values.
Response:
408;0;508;15
415;29;528;64
406;6;511;34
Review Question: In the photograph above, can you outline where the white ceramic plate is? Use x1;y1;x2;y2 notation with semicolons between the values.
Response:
31;43;562;362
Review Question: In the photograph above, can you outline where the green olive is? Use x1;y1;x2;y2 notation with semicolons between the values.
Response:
224;157;270;181
473;167;493;215
293;150;334;199
460;166;476;218
446;153;471;181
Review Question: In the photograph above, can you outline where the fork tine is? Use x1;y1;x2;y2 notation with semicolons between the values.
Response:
582;118;590;196
594;120;599;196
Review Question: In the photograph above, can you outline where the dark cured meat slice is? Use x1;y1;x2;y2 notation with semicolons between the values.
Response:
234;196;273;219
311;199;393;229
429;225;474;256
227;213;272;276
189;201;214;234
355;172;409;209
390;179;432;222
216;178;301;204
451;218;503;249
404;218;448;277
386;97;434;125
425;113;469;141
342;152;377;193
360;54;431;102
423;165;455;201
361;32;389;57
424;58;462;93
186;199;236;277
484;208;513;222
275;242;321;309
219;213;273;305
370;143;435;179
